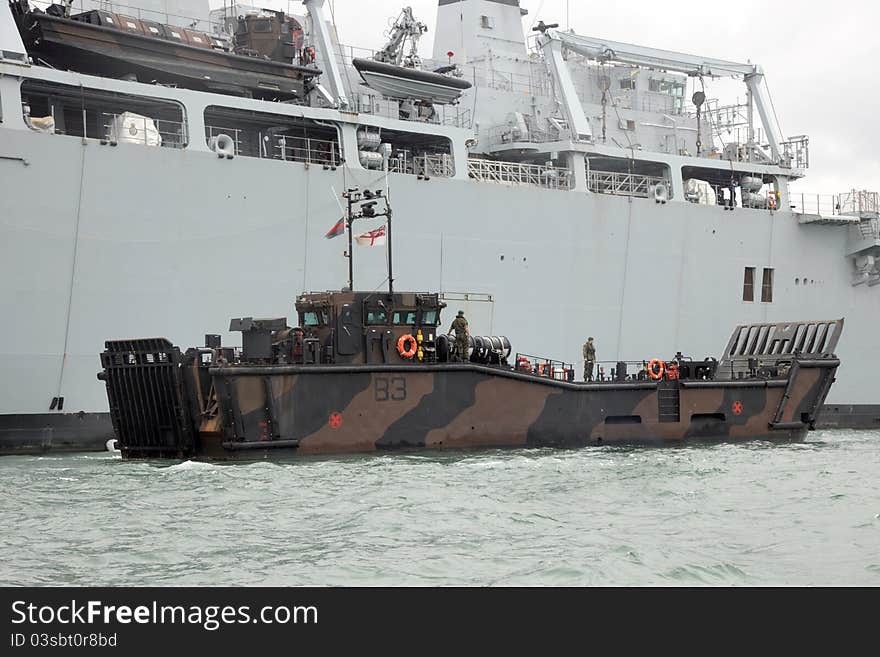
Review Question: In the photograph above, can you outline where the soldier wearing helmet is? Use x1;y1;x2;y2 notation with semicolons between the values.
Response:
583;337;596;382
449;310;469;362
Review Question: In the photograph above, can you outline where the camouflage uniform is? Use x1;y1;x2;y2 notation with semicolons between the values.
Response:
449;314;469;362
583;339;596;381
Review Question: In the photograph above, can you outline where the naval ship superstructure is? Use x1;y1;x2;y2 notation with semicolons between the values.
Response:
1;0;878;453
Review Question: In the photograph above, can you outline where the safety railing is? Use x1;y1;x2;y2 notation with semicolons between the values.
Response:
790;194;839;216
590;360;671;382
30;0;227;35
781;135;810;169
684;180;780;211
838;190;879;216
514;354;576;382
440;107;473;129
513;355;698;383
789;191;879;217
204;125;243;155
101;112;187;148
338;43;547;97
345;89;474;129
467;158;573;190
204;124;341;165
387;153;455;178
587;170;666;198
273;135;340;167
471;63;552;97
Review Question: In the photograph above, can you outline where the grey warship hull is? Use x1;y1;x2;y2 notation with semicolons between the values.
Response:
1;0;878;454
2;122;877;453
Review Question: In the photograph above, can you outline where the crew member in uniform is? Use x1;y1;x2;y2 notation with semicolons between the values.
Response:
583;337;596;381
449;311;470;362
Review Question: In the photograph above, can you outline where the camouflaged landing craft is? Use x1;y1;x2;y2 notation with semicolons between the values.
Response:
98;294;844;460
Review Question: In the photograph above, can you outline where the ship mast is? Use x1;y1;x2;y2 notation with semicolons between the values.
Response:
342;187;393;294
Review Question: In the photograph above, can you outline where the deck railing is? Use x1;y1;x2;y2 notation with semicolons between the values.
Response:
514;354;576;382
388;153;455;178
791;191;879;217
468;159;573;190
204;125;340;166
839;190;879;215
30;0;226;35
587;170;665;198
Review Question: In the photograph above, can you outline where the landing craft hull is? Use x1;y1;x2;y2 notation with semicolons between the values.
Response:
100;348;840;461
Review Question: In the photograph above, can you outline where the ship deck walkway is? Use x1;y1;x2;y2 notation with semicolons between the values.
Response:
794;190;879;226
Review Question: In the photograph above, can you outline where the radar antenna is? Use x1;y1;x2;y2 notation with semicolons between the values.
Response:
532;21;559;34
374;6;428;68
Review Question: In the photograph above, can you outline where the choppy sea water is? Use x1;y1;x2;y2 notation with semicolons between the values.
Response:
1;430;878;586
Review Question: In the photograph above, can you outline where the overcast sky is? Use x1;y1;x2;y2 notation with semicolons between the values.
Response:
227;0;878;194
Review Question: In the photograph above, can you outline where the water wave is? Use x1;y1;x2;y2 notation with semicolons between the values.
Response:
0;429;877;586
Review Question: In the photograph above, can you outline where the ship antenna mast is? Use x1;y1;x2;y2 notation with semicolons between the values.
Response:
341;188;393;293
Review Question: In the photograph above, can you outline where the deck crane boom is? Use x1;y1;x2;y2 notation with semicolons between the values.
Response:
534;23;787;163
374;6;428;69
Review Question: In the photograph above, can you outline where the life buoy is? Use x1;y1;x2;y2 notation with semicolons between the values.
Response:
768;194;778;210
397;334;417;359
648;359;665;380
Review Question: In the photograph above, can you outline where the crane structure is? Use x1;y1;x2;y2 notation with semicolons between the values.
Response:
533;23;788;164
374;6;428;69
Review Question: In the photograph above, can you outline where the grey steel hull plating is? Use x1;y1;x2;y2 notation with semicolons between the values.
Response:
2;126;879;454
0;413;113;455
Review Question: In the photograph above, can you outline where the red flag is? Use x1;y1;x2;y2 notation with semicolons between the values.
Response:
325;218;345;239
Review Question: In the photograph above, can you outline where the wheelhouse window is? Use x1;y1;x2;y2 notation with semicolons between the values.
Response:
619;77;635;90
743;267;755;302
366;310;387;325
393;310;417;325
421;309;438;325
302;311;327;326
761;268;774;303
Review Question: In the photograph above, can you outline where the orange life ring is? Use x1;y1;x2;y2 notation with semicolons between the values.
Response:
648;359;665;380
397;334;417;359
